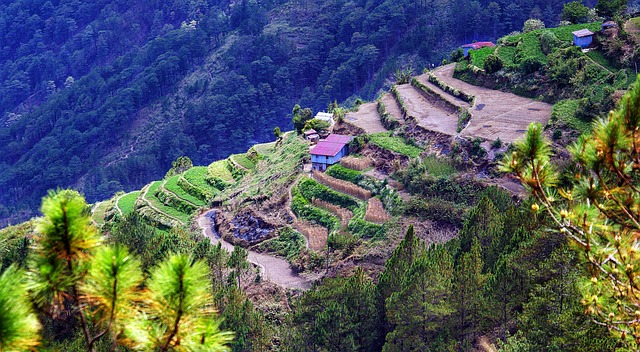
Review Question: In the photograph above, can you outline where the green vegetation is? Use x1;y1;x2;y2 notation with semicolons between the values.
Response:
549;99;591;134
368;132;423;157
298;177;360;211
422;155;457;178
325;164;363;183
252;142;276;157
118;191;141;216
230;153;255;170
291;187;340;231
92;201;110;227
164;176;207;207
254;227;305;261
142;181;191;224
503;84;640;347
207;160;235;182
469;46;495;67
585;50;615;72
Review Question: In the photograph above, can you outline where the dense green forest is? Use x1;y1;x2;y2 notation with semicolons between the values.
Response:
0;0;586;225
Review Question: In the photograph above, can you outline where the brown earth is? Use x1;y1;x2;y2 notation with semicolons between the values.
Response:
381;93;405;123
395;84;459;136
432;64;552;143
345;102;387;134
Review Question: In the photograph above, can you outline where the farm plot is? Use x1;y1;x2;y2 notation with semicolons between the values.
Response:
381;93;405;123
164;175;207;206
432;64;552;143
395;84;459;136
118;191;140;216
345;102;387;134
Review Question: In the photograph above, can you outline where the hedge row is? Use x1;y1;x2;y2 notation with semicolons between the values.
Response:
389;85;409;118
410;77;458;114
298;178;359;211
376;100;400;130
427;73;474;103
177;176;215;202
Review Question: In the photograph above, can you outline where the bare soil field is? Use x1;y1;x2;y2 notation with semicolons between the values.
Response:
432;64;552;143
345;102;387;134
294;220;328;251
414;74;471;110
381;93;405;123
396;84;459;136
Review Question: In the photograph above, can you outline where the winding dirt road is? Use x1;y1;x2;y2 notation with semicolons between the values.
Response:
197;211;312;290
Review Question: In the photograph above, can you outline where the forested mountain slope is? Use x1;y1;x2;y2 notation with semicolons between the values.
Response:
0;0;578;225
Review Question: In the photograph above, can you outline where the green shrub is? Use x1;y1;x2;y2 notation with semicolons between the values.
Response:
255;226;305;260
483;54;503;74
403;197;465;226
368;132;423;157
539;31;563;55
291;187;340;230
457;108;471;132
377;101;400;130
297;178;359;210
325;164;363;183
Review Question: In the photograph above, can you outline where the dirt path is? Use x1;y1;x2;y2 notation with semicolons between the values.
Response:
432;64;552;143
197;211;312;290
396;84;459;136
381;93;405;124
345;102;387;134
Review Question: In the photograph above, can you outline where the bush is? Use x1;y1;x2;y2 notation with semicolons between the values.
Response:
325;164;363;183
483;54;503;74
522;19;545;33
403;197;465;226
539;31;562;55
291;187;340;230
520;56;544;74
298;178;359;210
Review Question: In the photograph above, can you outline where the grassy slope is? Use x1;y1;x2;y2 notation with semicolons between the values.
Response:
184;166;218;191
118;191;140;216
230;153;255;170
143;181;191;223
208;160;235;182
91;201;109;226
164;175;207;206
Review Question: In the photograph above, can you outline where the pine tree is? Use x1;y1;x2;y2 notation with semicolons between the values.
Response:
454;237;487;346
502;79;640;345
383;244;454;351
0;266;41;351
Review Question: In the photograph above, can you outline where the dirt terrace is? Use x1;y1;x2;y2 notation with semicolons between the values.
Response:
430;64;552;143
395;84;459;136
345;102;387;134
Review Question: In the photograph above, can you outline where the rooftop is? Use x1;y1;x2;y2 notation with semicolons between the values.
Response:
572;29;594;37
304;129;318;136
310;134;353;157
461;42;495;50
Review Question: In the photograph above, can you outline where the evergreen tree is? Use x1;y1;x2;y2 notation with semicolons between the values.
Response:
383;245;454;351
0;266;41;351
454;237;487;347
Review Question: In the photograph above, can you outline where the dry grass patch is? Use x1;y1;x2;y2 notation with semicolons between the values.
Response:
365;198;391;224
312;198;353;229
340;156;372;171
313;170;371;200
294;220;328;251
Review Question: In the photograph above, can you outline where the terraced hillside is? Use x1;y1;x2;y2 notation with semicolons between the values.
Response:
430;64;552;143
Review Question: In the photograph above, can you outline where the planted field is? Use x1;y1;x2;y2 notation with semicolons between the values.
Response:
252;141;276;156
585;51;615;72
184;167;215;190
230;153;255;170
164;176;206;206
496;45;517;67
364;198;391;224
470;46;496;67
118;191;140;216
550;99;591;134
312;198;353;229
368;132;423;158
313;170;372;200
423;155;457;178
92;201;109;226
207;160;234;182
326;164;362;183
340;156;372;171
143;181;191;224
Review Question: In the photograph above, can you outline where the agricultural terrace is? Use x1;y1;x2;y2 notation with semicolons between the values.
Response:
142;181;191;224
431;64;552;143
118;191;140;216
91;201;109;226
207;160;234;182
164;175;207;206
230;153;255;170
184;166;218;192
368;132;423;157
345;102;388;134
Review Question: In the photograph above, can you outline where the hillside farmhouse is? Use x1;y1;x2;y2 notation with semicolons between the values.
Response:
310;134;353;171
572;29;594;48
461;41;495;57
303;129;320;144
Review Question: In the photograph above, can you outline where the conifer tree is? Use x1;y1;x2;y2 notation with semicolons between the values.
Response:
0;266;41;351
502;79;640;346
383;244;454;351
454;237;487;346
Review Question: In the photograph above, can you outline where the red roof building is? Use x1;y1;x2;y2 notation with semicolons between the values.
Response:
461;41;495;56
310;134;353;171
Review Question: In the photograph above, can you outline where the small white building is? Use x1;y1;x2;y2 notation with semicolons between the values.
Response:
314;112;335;126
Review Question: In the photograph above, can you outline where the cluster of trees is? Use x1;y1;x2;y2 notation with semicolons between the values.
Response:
0;0;583;225
287;188;616;351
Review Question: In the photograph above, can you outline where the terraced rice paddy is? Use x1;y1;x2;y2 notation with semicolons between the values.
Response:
143;181;191;224
164;175;206;206
118;191;140;216
207;160;234;182
184;166;217;191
